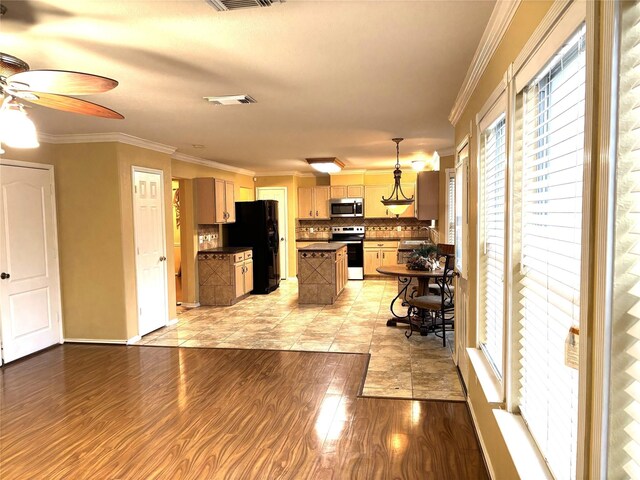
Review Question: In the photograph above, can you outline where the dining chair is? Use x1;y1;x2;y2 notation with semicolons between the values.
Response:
405;244;457;346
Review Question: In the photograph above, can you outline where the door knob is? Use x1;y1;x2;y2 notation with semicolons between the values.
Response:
159;256;167;262
0;272;10;279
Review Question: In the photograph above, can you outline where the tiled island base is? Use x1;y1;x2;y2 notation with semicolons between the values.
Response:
140;279;464;401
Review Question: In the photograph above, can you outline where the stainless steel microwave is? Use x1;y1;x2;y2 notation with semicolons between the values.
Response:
330;198;364;218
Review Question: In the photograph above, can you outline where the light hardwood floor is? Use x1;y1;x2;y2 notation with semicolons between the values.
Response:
144;279;464;401
0;344;487;479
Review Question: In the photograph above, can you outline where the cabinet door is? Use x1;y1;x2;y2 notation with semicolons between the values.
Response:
225;181;236;223
364;249;381;275
214;179;227;223
234;262;244;298
400;183;416;218
347;185;364;198
244;259;254;294
364;185;391;218
298;187;314;219
195;178;215;224
416;171;439;221
380;248;398;267
330;186;347;198
314;186;331;219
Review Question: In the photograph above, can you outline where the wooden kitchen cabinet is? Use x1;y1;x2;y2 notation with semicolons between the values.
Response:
234;256;253;298
335;247;348;295
198;249;253;305
364;185;390;218
297;186;330;219
363;241;399;275
416;171;439;221
330;185;364;199
196;177;236;224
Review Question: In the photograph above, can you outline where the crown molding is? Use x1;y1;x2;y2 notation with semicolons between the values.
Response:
254;171;317;178
39;132;177;155
171;152;255;176
448;0;522;126
330;169;367;176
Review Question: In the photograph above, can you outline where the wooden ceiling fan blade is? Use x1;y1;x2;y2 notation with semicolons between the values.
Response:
7;70;118;95
24;92;124;119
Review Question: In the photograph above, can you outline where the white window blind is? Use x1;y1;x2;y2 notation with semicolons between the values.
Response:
479;115;506;377
447;170;456;244
518;26;585;480
608;2;640;478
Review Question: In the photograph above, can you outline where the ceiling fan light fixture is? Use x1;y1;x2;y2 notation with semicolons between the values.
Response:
0;101;39;149
306;157;344;174
381;138;414;217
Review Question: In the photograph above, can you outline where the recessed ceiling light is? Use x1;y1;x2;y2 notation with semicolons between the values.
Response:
192;144;205;149
204;95;256;105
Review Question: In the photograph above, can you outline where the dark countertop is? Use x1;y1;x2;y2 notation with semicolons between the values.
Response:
296;239;329;243
298;242;347;252
198;247;252;254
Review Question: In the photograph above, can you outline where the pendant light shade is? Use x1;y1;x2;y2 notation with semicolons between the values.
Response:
381;138;414;216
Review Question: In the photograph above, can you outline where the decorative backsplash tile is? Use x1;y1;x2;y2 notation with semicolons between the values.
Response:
197;224;219;250
297;217;438;243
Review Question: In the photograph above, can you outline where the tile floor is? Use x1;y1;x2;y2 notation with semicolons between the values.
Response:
137;278;465;401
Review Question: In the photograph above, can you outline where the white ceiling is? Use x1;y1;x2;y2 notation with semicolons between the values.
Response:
1;0;495;173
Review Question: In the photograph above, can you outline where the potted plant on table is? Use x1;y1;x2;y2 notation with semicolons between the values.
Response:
406;245;438;271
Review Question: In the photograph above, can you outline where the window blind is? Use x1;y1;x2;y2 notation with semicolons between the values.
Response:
518;26;585;480
479;115;506;377
447;171;456;244
608;2;640;478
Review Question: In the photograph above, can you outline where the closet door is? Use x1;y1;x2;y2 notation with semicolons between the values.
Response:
0;163;62;363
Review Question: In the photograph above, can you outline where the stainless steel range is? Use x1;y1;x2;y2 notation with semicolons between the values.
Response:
331;226;364;280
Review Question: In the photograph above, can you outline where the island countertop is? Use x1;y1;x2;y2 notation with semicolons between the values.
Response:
297;242;347;252
198;246;252;254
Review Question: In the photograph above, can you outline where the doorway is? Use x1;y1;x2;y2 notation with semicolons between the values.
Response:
172;179;182;304
132;167;169;336
256;187;288;279
0;161;63;363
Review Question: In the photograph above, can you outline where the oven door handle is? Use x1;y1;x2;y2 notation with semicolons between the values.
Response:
333;240;364;244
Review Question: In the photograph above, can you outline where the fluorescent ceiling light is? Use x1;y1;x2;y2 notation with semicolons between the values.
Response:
306;157;345;174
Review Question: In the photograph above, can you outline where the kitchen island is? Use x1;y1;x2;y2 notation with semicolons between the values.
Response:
297;243;348;305
198;247;253;306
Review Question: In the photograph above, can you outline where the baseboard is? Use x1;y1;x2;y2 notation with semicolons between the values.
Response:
167;318;178;326
64;338;128;345
467;397;497;480
180;302;200;308
127;335;142;345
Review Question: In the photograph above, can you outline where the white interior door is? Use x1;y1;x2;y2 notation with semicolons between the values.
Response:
256;187;288;279
0;163;62;363
133;168;168;336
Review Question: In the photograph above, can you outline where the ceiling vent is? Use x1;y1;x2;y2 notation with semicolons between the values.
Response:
205;0;284;11
204;95;257;105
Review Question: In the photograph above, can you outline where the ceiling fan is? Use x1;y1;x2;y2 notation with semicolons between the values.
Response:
0;52;124;119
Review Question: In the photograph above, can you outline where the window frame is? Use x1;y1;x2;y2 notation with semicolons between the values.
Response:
475;89;508;388
445;168;456;245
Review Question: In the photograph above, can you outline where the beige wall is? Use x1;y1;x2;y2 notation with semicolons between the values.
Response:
452;1;553;477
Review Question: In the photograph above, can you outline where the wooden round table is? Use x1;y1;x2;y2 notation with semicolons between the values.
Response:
376;264;451;329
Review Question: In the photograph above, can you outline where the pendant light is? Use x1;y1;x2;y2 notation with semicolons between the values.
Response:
0;97;39;150
381;138;414;216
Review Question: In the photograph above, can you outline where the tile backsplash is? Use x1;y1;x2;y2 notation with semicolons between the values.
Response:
297;217;438;243
197;224;219;250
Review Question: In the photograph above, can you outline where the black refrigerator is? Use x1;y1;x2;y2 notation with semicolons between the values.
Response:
227;200;280;294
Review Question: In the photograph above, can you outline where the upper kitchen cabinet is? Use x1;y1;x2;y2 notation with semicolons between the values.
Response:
416;171;439;221
195;177;235;224
330;185;364;199
364;184;416;218
298;186;330;220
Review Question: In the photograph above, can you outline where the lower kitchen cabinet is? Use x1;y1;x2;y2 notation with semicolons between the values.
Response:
198;248;253;305
298;244;348;304
363;241;399;275
336;247;348;295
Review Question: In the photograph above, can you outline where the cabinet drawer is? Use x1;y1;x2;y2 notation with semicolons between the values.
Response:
364;241;398;249
244;250;253;260
233;252;245;263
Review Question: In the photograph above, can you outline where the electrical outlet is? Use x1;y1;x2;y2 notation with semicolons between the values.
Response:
397;226;402;231
310;227;314;233
212;234;218;239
